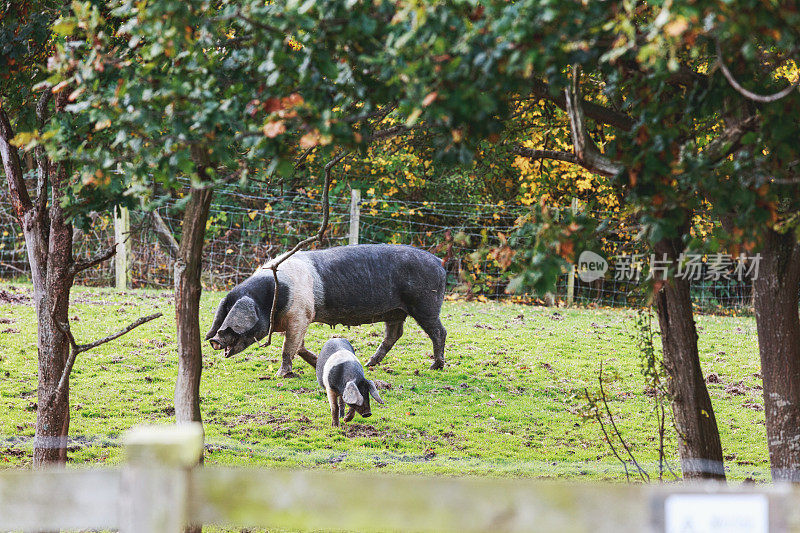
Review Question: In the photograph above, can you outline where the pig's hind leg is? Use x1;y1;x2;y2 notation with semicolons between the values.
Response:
297;341;317;369
366;318;406;367
413;314;447;370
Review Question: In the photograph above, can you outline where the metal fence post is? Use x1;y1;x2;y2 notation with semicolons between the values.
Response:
114;207;131;289
349;188;361;245
120;423;204;533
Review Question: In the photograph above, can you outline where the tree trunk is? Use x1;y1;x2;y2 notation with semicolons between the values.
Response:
752;228;800;482
2;105;75;466
174;185;213;426
33;167;74;465
654;237;726;480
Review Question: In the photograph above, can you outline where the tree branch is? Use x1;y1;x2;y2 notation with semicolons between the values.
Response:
364;125;411;143
263;150;350;346
34;88;52;217
70;244;117;275
0;107;33;219
531;78;635;132
716;40;799;104
700;114;760;165
150;210;180;259
563;67;625;178
47;312;163;411
512;146;580;166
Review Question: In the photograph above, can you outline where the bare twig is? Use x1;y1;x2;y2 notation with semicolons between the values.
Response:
585;387;630;482
70;209;145;274
598;361;650;482
70;245;117;275
0;261;27;275
716;40;799;103
47;312;162;411
263;150;350;347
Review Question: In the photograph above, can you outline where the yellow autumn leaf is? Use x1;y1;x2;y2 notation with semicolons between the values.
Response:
248;210;258;221
10;130;38;148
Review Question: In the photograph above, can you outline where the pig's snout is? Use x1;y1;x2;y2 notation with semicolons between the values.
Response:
209;338;222;350
362;411;372;418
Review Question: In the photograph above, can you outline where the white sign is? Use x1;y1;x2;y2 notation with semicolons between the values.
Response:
664;494;769;533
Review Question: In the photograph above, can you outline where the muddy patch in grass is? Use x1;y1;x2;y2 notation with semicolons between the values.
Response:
229;411;312;429
344;424;388;438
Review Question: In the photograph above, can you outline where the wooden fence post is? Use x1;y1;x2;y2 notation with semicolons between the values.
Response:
566;198;579;307
120;423;204;533
114;207;132;290
349;188;361;245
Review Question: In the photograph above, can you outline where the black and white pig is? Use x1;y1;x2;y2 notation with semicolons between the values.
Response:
205;244;447;377
317;337;383;427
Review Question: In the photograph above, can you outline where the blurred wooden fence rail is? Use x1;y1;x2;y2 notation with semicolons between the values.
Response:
0;424;796;533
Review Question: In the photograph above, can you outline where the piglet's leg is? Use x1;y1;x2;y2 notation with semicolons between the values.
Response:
327;388;340;427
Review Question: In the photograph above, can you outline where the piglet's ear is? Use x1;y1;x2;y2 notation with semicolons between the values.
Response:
368;380;384;405
220;296;258;334
343;380;364;406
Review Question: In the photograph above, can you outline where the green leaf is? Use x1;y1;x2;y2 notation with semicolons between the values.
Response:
52;18;77;36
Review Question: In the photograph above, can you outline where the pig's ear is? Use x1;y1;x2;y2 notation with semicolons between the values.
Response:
343;380;364;406
220;296;259;334
368;380;384;404
206;299;228;340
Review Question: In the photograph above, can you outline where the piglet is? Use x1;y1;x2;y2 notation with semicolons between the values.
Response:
317;337;384;427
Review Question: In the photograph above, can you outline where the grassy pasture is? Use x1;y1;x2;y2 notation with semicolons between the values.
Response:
0;284;767;481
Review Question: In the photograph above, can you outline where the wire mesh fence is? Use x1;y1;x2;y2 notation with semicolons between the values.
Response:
0;186;756;311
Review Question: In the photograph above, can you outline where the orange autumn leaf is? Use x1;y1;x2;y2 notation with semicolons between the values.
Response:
263;121;286;138
422;91;438;106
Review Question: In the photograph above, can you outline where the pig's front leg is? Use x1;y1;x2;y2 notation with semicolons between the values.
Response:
338;396;346;418
277;321;309;378
327;388;340;427
343;406;356;422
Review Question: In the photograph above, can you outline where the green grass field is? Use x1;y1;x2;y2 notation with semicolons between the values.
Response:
0;283;767;481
